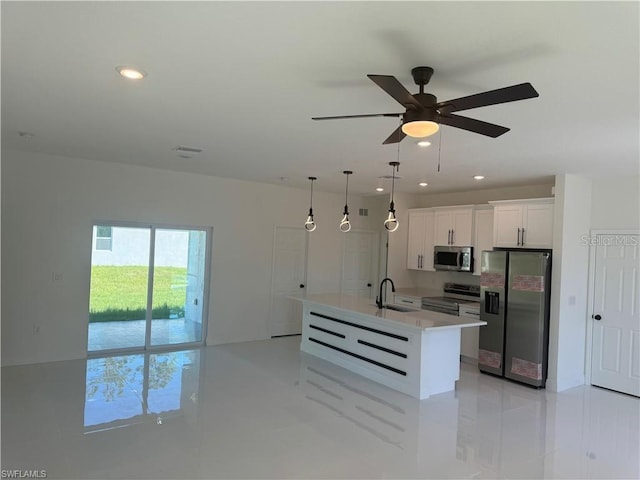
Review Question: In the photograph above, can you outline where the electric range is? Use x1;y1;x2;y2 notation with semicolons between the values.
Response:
421;283;480;316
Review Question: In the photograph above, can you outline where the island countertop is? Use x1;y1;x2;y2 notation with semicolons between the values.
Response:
295;293;486;331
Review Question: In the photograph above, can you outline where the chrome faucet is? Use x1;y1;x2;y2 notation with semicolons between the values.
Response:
376;277;396;309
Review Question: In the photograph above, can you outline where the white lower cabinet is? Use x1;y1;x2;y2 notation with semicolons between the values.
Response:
393;294;422;309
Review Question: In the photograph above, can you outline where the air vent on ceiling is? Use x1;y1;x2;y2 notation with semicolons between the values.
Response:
377;175;402;180
358;208;369;217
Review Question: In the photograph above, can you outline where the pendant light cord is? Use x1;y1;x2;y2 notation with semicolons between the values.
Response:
343;171;351;215
310;178;314;210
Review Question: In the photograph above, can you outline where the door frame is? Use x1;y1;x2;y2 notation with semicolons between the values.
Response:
87;220;213;356
585;229;639;386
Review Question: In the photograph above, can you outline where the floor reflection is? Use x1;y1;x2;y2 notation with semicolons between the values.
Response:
84;349;201;432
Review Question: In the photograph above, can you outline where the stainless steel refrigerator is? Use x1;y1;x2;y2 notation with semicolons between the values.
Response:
478;250;552;387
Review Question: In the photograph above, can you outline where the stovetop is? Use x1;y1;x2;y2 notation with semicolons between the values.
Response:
421;283;480;312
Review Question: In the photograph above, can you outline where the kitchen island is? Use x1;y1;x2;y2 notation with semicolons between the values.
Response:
295;294;486;399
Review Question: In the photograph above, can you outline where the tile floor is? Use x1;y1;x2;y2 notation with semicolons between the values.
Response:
2;336;639;479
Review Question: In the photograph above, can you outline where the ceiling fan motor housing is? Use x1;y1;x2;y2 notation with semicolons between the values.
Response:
413;93;437;108
404;106;438;124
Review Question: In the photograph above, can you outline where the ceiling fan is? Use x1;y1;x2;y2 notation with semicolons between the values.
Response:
312;66;539;144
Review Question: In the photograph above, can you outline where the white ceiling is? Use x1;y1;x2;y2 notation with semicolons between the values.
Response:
2;1;638;195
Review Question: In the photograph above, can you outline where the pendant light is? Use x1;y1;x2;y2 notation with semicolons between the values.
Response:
340;170;352;233
304;176;317;232
384;161;400;232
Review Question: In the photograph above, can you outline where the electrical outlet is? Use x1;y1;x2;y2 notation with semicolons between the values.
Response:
32;324;41;335
52;272;63;282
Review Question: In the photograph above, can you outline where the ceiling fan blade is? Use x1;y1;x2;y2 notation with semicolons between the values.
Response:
436;83;539;113
312;113;401;120
382;125;407;145
438;113;510;138
367;75;423;110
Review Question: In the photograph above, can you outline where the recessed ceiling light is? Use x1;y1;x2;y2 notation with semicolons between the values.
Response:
473;175;485;180
116;66;146;80
376;187;384;192
418;182;428;187
417;141;431;147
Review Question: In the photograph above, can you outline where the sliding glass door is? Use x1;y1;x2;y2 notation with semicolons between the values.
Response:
88;223;210;353
150;229;207;346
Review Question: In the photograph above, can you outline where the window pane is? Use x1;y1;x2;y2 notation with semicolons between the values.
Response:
88;226;150;352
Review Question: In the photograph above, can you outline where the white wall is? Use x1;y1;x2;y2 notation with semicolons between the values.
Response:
416;183;554;208
591;175;640;229
547;174;593;392
1;150;381;366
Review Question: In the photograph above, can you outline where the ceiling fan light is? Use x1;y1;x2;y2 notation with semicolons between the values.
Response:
402;120;439;138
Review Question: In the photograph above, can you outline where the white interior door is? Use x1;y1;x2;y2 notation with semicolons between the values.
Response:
341;231;379;299
269;227;308;337
591;234;640;397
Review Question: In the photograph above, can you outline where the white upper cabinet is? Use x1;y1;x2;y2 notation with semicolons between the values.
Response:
490;198;554;249
473;207;494;275
407;209;435;271
433;207;474;246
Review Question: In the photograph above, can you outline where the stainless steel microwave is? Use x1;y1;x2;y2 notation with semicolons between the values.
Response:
433;246;473;272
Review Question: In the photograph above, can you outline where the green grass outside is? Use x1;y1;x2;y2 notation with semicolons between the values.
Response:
89;266;187;322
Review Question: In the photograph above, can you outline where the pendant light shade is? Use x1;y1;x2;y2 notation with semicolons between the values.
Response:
384;162;400;232
304;176;317;232
340;170;352;233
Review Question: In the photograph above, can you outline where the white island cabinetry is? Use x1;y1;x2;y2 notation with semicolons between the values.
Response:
297;294;485;399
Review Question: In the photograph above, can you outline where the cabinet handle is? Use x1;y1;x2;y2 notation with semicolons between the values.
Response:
451;229;455;245
420;254;423;269
517;227;521;246
521;228;525;246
